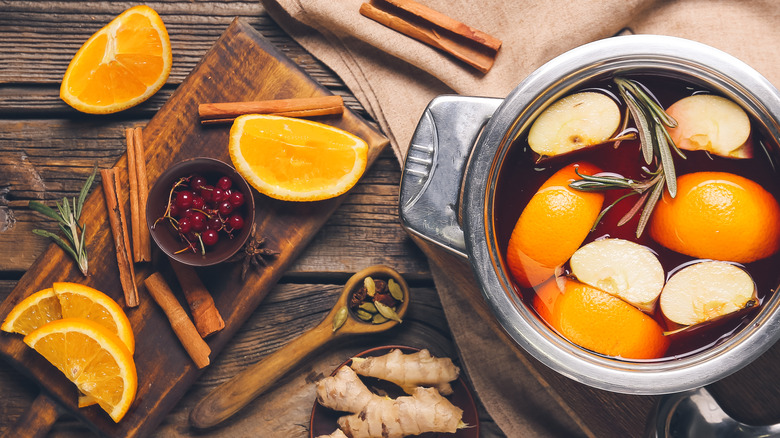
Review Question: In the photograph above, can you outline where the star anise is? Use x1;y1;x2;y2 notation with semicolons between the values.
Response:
228;223;279;280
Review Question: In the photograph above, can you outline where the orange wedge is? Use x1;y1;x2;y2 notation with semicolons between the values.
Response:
1;288;62;335
60;5;172;114
24;318;137;422
229;114;369;201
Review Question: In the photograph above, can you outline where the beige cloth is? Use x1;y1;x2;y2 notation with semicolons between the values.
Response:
262;0;780;436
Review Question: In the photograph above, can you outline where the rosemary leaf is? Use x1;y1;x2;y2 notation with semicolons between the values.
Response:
76;166;98;219
591;192;638;231
661;125;687;159
32;229;79;261
636;179;666;238
618;191;650;227
656;124;677;197
620;87;654;165
27;201;60;221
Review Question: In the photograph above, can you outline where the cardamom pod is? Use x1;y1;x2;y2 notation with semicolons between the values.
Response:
374;301;402;323
372;313;389;324
355;308;373;321
359;302;378;313
364;276;376;297
332;306;348;332
388;279;404;301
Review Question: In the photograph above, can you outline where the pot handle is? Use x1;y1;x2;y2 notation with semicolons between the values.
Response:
399;95;503;258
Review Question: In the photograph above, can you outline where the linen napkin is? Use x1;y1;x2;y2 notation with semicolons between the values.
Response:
261;0;780;436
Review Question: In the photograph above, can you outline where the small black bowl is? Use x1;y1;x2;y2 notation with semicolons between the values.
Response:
146;157;255;267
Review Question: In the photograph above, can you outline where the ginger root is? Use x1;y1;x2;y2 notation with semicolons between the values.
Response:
316;366;376;413
350;348;459;395
316;365;463;438
316;430;347;438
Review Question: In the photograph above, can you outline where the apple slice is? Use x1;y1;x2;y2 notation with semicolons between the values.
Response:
528;91;621;157
665;94;753;159
660;261;757;326
570;238;664;312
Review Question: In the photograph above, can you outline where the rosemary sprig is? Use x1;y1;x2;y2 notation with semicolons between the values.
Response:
28;166;97;276
569;77;685;237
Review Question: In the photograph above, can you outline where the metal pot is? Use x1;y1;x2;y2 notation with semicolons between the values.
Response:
399;35;780;395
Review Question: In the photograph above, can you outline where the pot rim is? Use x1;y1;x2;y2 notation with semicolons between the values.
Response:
462;34;780;394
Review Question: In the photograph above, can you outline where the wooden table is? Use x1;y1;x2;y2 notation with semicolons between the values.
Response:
5;2;780;438
0;1;504;437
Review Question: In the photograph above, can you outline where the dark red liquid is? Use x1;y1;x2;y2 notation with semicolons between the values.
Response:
493;76;780;360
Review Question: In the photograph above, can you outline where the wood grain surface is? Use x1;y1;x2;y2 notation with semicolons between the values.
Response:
4;2;778;438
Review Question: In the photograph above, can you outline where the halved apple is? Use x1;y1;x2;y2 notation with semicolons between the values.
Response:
528;91;621;157
660;261;757;326
569;238;664;312
665;94;753;159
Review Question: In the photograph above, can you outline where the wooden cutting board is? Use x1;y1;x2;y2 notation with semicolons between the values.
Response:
0;18;388;437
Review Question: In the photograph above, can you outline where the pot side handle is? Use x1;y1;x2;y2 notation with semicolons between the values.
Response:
399;95;503;258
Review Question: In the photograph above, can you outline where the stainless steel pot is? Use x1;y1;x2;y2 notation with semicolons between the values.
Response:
399;35;780;395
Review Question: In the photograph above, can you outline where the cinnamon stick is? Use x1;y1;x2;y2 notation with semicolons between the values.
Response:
126;127;152;262
101;168;139;307
198;95;344;124
359;0;502;73
132;127;152;261
144;272;211;369
170;260;225;338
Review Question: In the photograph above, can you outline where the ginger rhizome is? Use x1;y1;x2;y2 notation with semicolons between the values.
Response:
349;348;460;395
316;366;463;438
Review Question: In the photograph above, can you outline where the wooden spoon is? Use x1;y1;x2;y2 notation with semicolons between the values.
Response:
189;264;410;429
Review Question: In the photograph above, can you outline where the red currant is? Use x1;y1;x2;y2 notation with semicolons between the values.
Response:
190;212;206;232
228;213;244;230
202;229;219;246
229;191;245;207
218;201;234;216
206;217;222;231
217;176;233;191
191;175;207;191
191;195;204;210
169;203;182;218
175;190;194;209
213;188;226;203
178;217;192;233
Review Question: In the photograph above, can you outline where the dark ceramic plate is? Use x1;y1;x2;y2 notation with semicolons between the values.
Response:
310;345;479;438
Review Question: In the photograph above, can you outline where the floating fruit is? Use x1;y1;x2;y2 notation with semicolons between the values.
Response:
665;95;753;159
229;114;368;202
527;92;621;157
660;261;757;326
539;280;669;359
649;171;780;263
60;5;172;114
570;238;664;312
506;163;604;288
24;318;137;422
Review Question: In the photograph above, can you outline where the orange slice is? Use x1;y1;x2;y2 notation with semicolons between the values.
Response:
24;318;137;422
2;283;134;354
53;282;135;354
60;5;172;114
229;114;369;201
1;288;62;335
